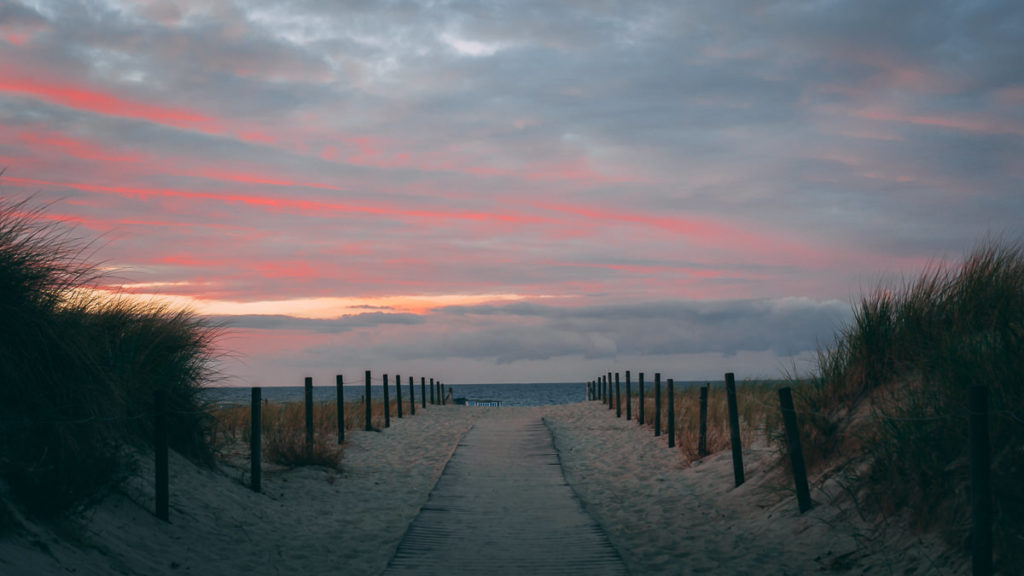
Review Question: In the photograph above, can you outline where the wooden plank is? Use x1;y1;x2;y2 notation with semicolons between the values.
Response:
382;413;628;575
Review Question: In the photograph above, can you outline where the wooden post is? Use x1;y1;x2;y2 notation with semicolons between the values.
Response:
600;376;605;402
969;386;992;576
421;377;426;408
365;370;372;431
304;377;314;457
667;379;675;448
409;376;415;415
615;372;621;418
154;390;169;522
698;384;708;457
607;372;614;410
440;382;445;405
779;387;812;513
655;373;662;437
251;387;262;492
383;374;390;428
336;375;345;444
638;372;645;425
725;372;745;487
430;378;435;405
396;373;403;418
626;370;632;421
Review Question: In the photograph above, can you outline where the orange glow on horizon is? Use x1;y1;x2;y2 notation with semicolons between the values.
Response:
83;289;540;319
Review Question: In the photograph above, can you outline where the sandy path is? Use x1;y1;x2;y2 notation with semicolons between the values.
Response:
382;410;627;575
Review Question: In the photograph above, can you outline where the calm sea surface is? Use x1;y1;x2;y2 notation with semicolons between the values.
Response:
202;380;718;407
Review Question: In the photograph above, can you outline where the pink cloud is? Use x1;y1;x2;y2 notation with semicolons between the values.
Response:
856;107;1024;137
0;63;224;133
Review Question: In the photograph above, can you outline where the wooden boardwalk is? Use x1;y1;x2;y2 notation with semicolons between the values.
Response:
381;411;629;576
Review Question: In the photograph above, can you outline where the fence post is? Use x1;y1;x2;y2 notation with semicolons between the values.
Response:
969;385;992;576
440;382;446;405
655;373;662;437
251;387;262;492
154;390;169;522
421;377;426;408
667;379;675;448
396;373;403;418
409;376;415;415
638;373;645;425
365;370;372;431
698;384;708;457
725;372;745;487
779;387;812;512
615;372;621;418
430;378;435;405
383;374;391;428
336;375;344;444
626;370;632;421
304;377;314;457
608;372;614;410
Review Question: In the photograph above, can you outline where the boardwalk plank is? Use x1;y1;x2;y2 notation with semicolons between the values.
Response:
382;412;629;576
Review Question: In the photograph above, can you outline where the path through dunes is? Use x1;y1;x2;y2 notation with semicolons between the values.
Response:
381;411;629;575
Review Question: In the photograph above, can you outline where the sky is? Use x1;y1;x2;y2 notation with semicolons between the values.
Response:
1;0;1022;386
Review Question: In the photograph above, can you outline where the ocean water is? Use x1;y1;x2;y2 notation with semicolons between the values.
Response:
202;382;588;407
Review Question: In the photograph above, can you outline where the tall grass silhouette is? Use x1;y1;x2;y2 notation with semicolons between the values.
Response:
0;197;219;515
793;239;1024;570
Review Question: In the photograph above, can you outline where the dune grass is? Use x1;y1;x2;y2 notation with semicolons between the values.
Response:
633;380;781;462
0;197;219;516
210;398;421;468
790;240;1023;571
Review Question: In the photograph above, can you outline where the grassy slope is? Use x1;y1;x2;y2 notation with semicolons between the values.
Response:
0;197;219;516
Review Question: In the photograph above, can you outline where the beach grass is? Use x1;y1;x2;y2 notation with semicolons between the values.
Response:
210;398;422;467
788;240;1023;571
636;381;782;462
0;197;220;516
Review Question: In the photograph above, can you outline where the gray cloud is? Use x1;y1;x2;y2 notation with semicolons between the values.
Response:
212;312;424;333
378;298;851;364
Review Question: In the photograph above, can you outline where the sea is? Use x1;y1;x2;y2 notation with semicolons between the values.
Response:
202;380;719;407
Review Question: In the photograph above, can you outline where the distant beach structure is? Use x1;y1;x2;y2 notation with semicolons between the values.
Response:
455;398;502;406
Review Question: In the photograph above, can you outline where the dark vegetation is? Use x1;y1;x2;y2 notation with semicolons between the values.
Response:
0;197;219;516
798;240;1024;571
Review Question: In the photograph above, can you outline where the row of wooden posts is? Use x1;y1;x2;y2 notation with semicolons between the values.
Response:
586;371;758;488
586;371;995;576
153;371;449;522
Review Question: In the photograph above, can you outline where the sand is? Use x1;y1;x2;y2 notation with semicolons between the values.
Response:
0;402;967;575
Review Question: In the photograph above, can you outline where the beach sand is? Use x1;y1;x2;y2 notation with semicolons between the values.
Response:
0;402;966;575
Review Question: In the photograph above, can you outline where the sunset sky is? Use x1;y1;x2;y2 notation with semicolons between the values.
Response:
2;1;1021;385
